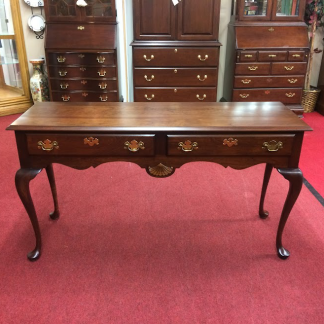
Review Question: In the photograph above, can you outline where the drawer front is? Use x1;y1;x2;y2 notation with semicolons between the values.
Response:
258;51;287;62
48;66;117;79
288;51;307;62
233;88;302;104
235;63;270;75
51;91;118;102
50;79;117;91
133;68;218;87
234;76;305;88
271;63;307;75
27;134;155;156
134;87;216;102
167;135;294;156
133;47;219;67
48;52;115;66
238;51;257;62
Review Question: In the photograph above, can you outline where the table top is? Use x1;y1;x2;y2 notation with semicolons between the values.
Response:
7;102;312;132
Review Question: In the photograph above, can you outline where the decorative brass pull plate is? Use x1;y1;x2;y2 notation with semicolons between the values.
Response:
144;75;154;81
97;56;105;63
198;54;208;61
97;69;106;77
196;94;206;101
80;67;87;72
82;92;88;97
60;83;69;89
197;75;207;82
98;82;107;89
81;80;87;85
78;54;85;58
239;94;249;99
124;140;145;152
99;95;108;102
77;26;85;30
143;55;154;61
58;70;67;76
245;54;253;58
37;139;59;151
223;138;238;147
57;56;66;63
84;137;99;146
284;66;294;71
241;79;251;84
285;93;295;98
145;94;155;101
262;140;283;152
248;66;258;71
178;140;198;152
268;54;277;58
268;27;275;32
61;95;70;101
292;54;301;58
288;78;297;84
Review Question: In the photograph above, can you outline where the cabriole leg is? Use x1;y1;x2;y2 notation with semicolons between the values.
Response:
259;163;273;219
45;164;60;220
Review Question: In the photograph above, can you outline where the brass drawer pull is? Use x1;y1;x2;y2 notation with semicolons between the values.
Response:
239;94;249;99
268;27;275;32
197;75;207;82
80;67;86;71
57;56;66;63
78;54;85;58
174;49;178;53
241;79;251;84
37;139;59;151
292;54;301;58
84;137;99;146
144;75;154;82
269;54;277;58
248;66;258;71
174;69;177;73
99;95;108;102
61;95;70;102
97;56;105;63
145;94;155;101
58;70;67;76
98;82;107;89
124;140;145;152
77;26;85;30
196;94;206;101
60;83;69;89
288;78;298;84
143;55;154;61
223;138;238;147
97;69;106;77
285;92;295;98
81;80;87;85
82;92;88;97
198;54;208;61
262;140;283;152
178;140;198;152
284;66;294;71
245;54;253;58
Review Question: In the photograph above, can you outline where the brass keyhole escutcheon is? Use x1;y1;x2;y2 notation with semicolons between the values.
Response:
178;140;198;152
124;140;145;152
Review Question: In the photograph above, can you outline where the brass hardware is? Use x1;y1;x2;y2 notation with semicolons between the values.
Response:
143;54;154;61
144;75;154;82
98;82;107;89
174;89;177;93
80;67;87;71
196;94;206;101
223;138;238;147
174;69;177;73
197;75;207;82
57;56;66;63
77;26;85;30
262;140;283;152
245;54;253;58
61;95;70;102
178;140;198;152
99;95;108;102
146;163;174;178
124;140;145;152
284;66;294;71
239;94;249;99
97;69;106;77
97;56;105;63
37;139;59;151
58;70;67;76
81;80;87;85
174;49;178;53
285;92;295;98
84;137;99;147
269;54;277;58
288;78;298;84
268;27;275;32
78;54;85;58
60;83;69;89
265;90;270;95
248;66;258;71
198;54;208;61
82;92;88;97
292;54;301;58
241;79;251;84
145;94;155;101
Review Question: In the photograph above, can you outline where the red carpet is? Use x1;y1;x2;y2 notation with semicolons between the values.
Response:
1;113;324;323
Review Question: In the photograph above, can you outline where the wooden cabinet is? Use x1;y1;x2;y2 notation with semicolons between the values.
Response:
44;0;119;102
132;0;221;102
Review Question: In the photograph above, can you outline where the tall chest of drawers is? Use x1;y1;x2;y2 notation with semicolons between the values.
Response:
44;1;119;103
132;0;221;102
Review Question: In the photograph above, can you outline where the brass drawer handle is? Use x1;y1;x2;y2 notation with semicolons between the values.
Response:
285;92;295;98
99;95;108;102
178;140;198;152
284;66;294;71
145;94;155;101
58;70;67;76
223;138;238;147
239;94;249;99
124;140;145;152
248;66;258;71
81;80;87;85
268;27;275;32
57;56;66;63
77;26;85;30
197;75;207;82
97;56;105;63
144;75;154;82
288;78;298;84
97;69;106;77
37;139;59;151
60;83;69;89
84;137;99;146
198;54;208;61
262;140;283;152
78;54;85;58
292;54;301;58
98;82;107;89
245;54;253;58
269;54;277;58
80;67;87;72
174;69;177;73
241;79;251;84
196;94;206;101
61;95;70;101
143;55;154;61
82;92;88;97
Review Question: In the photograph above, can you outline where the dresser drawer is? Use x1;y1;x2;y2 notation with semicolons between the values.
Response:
237;51;257;62
133;47;219;67
258;51;287;62
51;91;118;102
47;52;115;66
235;63;270;75
27;134;155;156
271;63;307;75
288;51;307;62
133;68;218;87
50;79;117;91
234;76;305;88
233;88;302;104
48;66;117;79
167;135;294;156
134;87;216;102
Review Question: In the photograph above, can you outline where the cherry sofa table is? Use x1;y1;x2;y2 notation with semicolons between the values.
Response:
7;101;311;261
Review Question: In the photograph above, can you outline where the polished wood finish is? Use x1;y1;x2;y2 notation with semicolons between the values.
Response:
8;102;311;260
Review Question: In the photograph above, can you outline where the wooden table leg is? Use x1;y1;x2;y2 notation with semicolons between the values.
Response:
259;163;273;219
45;164;60;220
276;168;303;259
15;168;43;261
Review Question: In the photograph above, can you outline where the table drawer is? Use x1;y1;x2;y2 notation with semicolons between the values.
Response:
50;79;117;91
271;63;307;75
233;88;302;104
48;66;116;79
167;135;295;156
134;87;216;102
133;68;218;87
288;51;307;62
258;51;287;62
234;76;305;88
51;91;118;102
235;63;270;75
47;52;115;66
133;47;219;67
27;134;155;156
237;51;257;62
